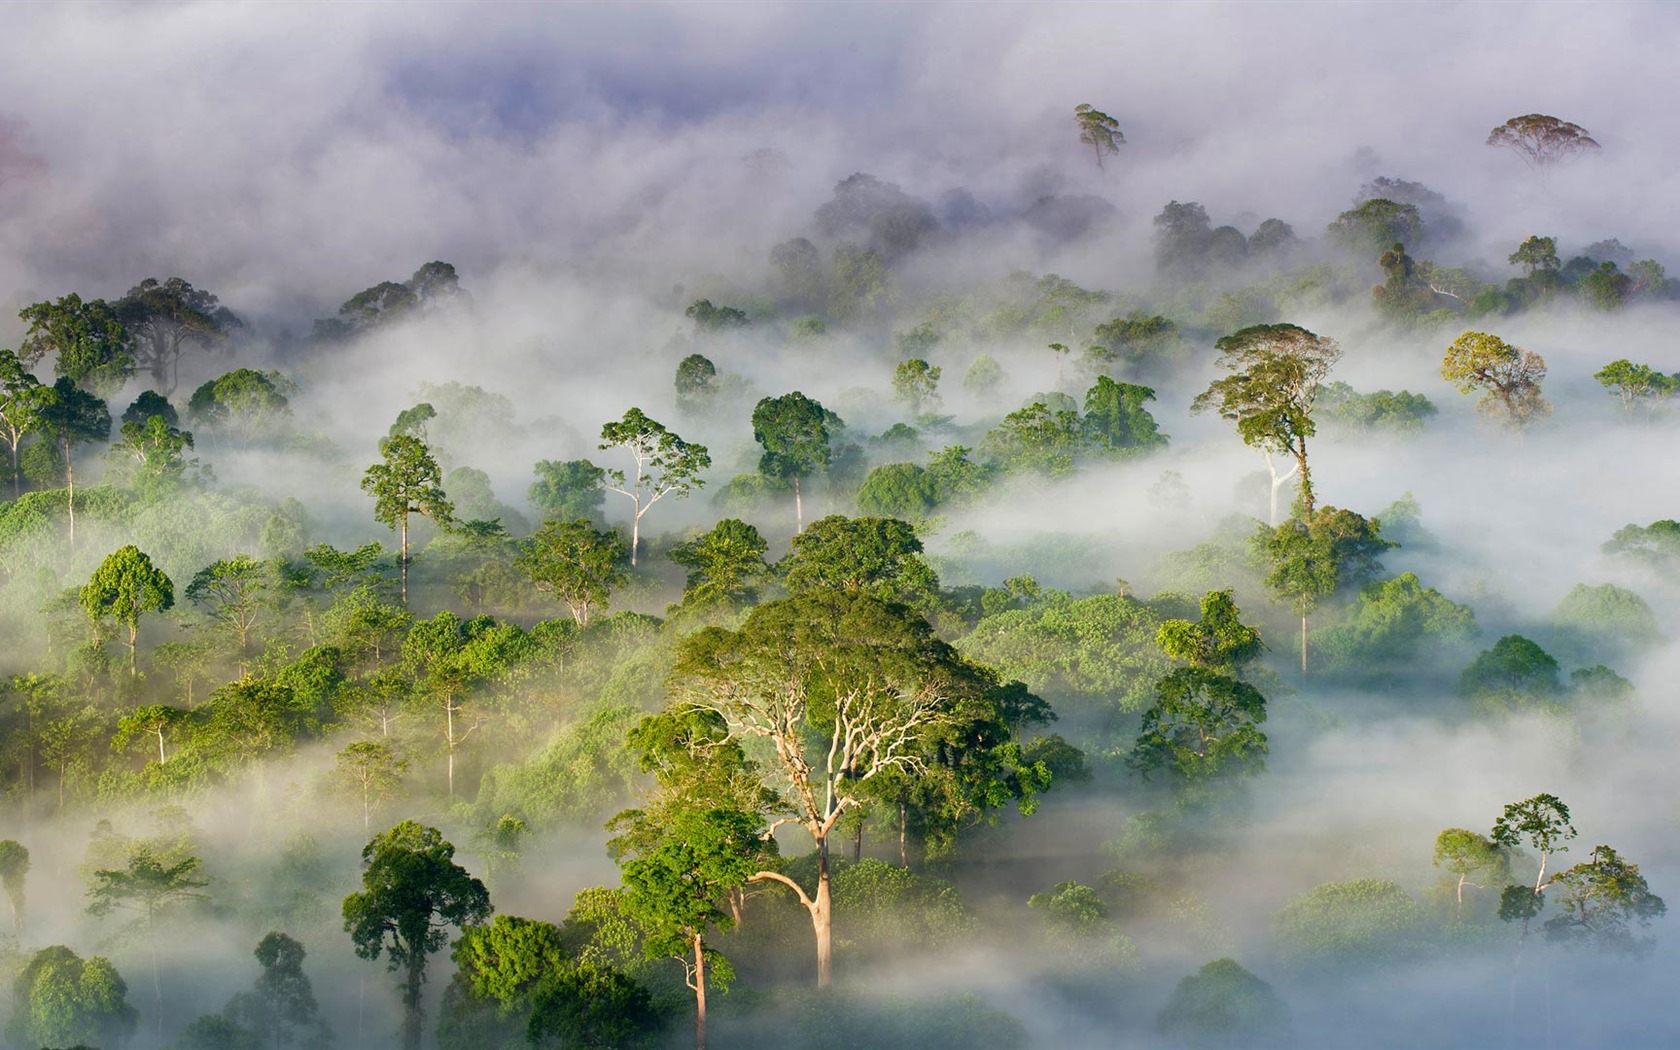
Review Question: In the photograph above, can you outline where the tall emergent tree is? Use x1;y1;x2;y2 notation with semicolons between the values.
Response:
1492;793;1576;934
751;391;833;532
36;376;111;548
81;545;175;676
86;844;211;1044
0;349;47;496
114;277;242;395
1074;103;1124;169
668;589;975;987
1440;331;1550;428
223;931;332;1050
598;407;710;566
1191;324;1341;521
17;293;133;397
342;821;491;1050
1487;114;1600;168
611;807;765;1050
362;434;455;604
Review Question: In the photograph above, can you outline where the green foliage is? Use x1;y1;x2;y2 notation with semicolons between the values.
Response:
0;839;27;934
187;368;294;441
9;945;137;1050
1274;879;1425;962
685;298;750;333
1459;635;1562;712
472;705;644;828
1128;667;1268;783
1440;331;1549;427
855;463;940;522
1082;376;1168;454
1542;845;1666;954
598;407;710;562
1594;359;1679;415
1315;382;1436;435
18;293;133;397
81;544;174;673
1432;828;1510;921
222;931;331;1050
1547;582;1660;663
752;392;832;483
1089;311;1183;374
1509;235;1560;276
342;821;491;1050
1314;572;1477;684
1074;103;1124;167
959;591;1170;713
675;353;719;414
1326;198;1422;256
832;858;975;948
892;358;942;416
962;354;1005;397
1155;589;1262;673
528;458;607;526
828;242;895;325
668;518;770;612
517;518;628;626
1157;958;1291;1050
1603;519;1680;573
116;277;240;393
782;515;938;606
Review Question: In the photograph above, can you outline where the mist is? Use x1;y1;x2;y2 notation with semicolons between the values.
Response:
1;3;1678;1049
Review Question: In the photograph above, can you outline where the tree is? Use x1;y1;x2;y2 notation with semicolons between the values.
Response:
612;807;764;1050
18;293;133;397
1315;382;1437;435
892;358;942;416
668;518;770;612
1082;376;1167;455
669;589;977;986
1154;201;1214;280
81;545;175;676
1487;114;1600;168
221;932;331;1050
1259;506;1392;675
87;844;211;1044
675;353;719;415
1073;103;1124;169
828;242;895;325
0;349;47;496
1192;323;1341;520
685;299;750;334
1326;199;1422;256
1508;235;1560;276
0;839;28;936
596;407;709;567
1157;958;1290;1050
1128;667;1268;783
105;414;203;499
1156;590;1263;674
1460;635;1562;713
36;376;111;548
516;517;628;625
782;514;939;607
1594;359;1679;416
114;277;242;395
362;434;454;604
529;457;607;526
1275;879;1425;961
1492;793;1576;925
114;704;190;767
187;367;294;444
186;555;277;671
1541;845;1666;954
752;392;834;531
9;945;137;1050
342;822;491;1050
332;741;407;830
1433;828;1509;921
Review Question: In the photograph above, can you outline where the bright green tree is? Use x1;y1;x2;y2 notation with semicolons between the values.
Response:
1073;103;1124;169
18;293;133;397
342;821;491;1050
0;348;47;496
9;945;137;1050
892;358;942;417
1433;828;1509;921
185;554;278;672
598;407;710;566
81;545;175;676
782;514;939;607
332;740;407;830
1192;324;1341;521
1594;359;1678;416
362;433;454;605
1259;506;1392;674
515;517;628;625
1082;376;1167;456
1155;589;1263;673
1128;667;1268;783
529;458;607;525
668;518;771;612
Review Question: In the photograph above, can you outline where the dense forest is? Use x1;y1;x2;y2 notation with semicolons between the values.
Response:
0;6;1677;1049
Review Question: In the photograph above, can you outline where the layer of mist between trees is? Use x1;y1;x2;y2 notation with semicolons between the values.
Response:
2;9;1680;1049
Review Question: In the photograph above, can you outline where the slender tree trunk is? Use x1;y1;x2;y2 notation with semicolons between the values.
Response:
64;438;75;551
899;796;908;868
1300;612;1308;676
814;835;832;987
363;780;372;830
150;911;164;1047
400;515;409;607
156;727;166;766
793;475;804;533
129;622;139;676
1455;873;1466;921
402;954;424;1050
692;932;707;1050
8;442;18;499
630;506;641;567
446;696;456;797
1295;436;1313;517
852;816;863;863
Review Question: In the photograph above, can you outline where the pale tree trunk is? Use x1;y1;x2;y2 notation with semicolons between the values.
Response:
64;438;76;551
1262;450;1299;526
128;623;139;676
793;475;804;533
399;515;409;606
1300;612;1308;676
155;726;166;766
751;831;834;988
692;932;707;1050
630;506;642;567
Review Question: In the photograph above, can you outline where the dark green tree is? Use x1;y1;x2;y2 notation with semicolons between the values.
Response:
223;931;332;1049
782;515;939;607
1128;667;1268;783
362;434;454;604
0;348;47;496
186;368;294;443
529;458;607;526
1157;958;1290;1050
36;376;111;548
114;276;241;395
1460;635;1563;713
1082;376;1167;455
1492;793;1576;927
675;353;719;415
1542;845;1666;954
1326;199;1422;255
342;821;491;1050
1259;506;1392;674
752;391;834;531
18;293;133;397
